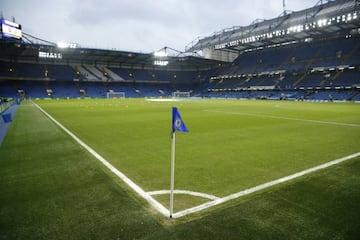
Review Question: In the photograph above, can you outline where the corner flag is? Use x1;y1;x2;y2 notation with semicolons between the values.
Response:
172;107;189;133
169;107;188;218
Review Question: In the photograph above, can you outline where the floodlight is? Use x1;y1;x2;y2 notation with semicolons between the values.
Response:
154;51;167;57
57;42;68;48
347;13;352;21
317;19;327;27
153;60;169;66
57;42;77;48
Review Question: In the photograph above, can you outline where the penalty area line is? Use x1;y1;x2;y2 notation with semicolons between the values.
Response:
32;101;169;217
172;152;360;218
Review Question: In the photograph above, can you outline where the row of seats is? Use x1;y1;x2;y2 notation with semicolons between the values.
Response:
205;89;360;101
1;79;358;101
0;61;209;84
0;80;200;99
207;69;360;90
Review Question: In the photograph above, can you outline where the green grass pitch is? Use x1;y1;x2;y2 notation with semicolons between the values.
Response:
1;98;360;239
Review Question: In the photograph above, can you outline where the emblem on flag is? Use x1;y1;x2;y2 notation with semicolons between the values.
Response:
172;107;189;133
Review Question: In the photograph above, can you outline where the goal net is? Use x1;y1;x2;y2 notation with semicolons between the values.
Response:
172;91;191;98
107;91;125;99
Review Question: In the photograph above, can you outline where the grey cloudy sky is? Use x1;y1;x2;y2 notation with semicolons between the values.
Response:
1;0;319;53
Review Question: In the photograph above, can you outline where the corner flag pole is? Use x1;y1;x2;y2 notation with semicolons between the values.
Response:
170;107;189;218
170;131;176;218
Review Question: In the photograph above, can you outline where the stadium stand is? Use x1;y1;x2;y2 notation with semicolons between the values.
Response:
0;0;359;101
206;33;360;100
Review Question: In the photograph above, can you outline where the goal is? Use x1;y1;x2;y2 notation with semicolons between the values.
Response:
107;91;125;99
172;91;191;98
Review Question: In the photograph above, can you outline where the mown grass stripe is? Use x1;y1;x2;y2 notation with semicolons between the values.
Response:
32;101;170;217
173;152;360;218
204;109;360;127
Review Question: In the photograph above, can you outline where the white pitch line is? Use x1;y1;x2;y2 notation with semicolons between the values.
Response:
31;102;360;219
172;152;360;218
204;109;360;127
32;102;170;217
148;190;220;201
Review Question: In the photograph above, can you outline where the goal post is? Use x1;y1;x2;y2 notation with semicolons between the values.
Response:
106;91;125;99
172;91;191;98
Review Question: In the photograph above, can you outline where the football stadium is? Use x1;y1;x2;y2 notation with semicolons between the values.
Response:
1;0;360;239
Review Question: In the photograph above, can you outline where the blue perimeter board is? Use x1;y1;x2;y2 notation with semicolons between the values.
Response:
0;102;20;146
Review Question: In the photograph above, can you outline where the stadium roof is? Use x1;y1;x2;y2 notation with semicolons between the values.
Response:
0;41;224;71
186;0;360;54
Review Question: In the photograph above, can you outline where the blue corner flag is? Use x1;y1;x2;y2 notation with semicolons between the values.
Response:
172;107;189;133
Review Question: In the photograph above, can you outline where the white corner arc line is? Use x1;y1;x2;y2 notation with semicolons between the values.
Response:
172;152;360;218
32;102;170;217
148;190;220;201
